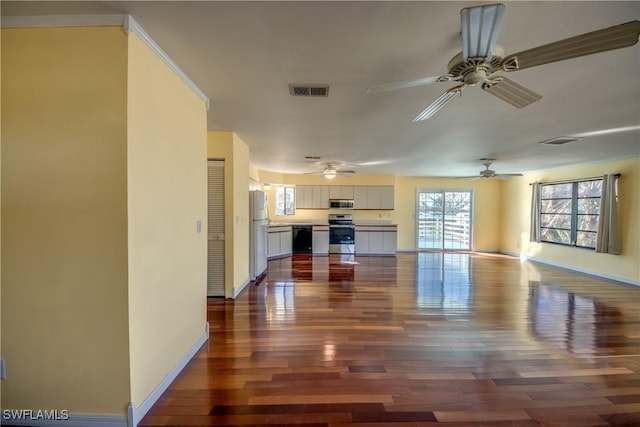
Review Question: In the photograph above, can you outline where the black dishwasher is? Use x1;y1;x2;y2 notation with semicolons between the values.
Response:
292;225;313;254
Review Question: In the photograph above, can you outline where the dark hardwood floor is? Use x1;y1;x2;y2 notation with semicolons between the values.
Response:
140;252;640;426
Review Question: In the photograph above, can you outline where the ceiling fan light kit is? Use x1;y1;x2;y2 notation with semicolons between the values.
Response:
366;3;640;122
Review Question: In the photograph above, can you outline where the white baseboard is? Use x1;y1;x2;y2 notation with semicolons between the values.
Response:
503;251;640;287
1;328;209;427
233;279;251;299
130;323;209;425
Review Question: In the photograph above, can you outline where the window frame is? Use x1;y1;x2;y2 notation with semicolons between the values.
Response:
274;185;295;216
539;179;602;249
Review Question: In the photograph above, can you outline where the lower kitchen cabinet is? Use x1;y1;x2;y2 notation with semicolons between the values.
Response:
355;225;397;255
312;225;329;255
267;225;292;259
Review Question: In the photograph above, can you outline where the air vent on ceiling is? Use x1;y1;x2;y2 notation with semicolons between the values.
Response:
539;136;584;145
305;156;321;161
289;84;329;97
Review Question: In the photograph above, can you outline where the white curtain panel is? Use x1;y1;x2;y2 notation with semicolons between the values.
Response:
529;182;541;242
596;174;621;254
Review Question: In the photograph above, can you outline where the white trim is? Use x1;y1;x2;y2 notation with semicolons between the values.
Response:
1;14;125;29
502;251;640;287
123;16;210;110
0;413;127;427
3;324;209;426
130;324;209;425
1;14;210;110
233;279;251;299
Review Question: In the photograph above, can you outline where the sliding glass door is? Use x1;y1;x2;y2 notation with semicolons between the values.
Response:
417;190;473;250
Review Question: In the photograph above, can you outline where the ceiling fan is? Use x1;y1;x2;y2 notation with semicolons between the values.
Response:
459;161;523;180
304;163;356;180
367;3;640;121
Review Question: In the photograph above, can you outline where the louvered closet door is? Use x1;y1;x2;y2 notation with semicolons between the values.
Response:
207;160;225;296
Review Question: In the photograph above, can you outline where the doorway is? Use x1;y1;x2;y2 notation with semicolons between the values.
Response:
417;190;473;250
207;159;225;296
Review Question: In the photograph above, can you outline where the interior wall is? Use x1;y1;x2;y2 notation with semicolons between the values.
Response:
395;177;501;252
207;131;251;298
500;157;640;285
126;32;208;408
231;133;250;297
1;26;131;414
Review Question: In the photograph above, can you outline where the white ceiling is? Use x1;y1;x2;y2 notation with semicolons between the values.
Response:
5;1;640;177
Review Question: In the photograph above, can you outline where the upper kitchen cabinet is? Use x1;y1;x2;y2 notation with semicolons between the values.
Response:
353;186;368;209
329;185;354;199
355;185;394;209
296;185;329;209
297;185;394;210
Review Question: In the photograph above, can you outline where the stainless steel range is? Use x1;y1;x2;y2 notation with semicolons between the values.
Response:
328;214;355;254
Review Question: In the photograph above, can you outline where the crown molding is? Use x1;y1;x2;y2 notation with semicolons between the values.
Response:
1;14;210;110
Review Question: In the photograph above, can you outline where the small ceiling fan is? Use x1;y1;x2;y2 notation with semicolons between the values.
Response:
367;3;640;121
459;161;523;180
304;163;356;179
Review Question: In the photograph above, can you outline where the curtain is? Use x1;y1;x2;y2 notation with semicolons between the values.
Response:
596;174;620;254
529;182;541;242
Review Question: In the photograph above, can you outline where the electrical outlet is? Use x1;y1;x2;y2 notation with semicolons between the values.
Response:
1;359;6;379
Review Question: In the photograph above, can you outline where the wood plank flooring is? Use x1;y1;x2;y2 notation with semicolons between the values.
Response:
140;252;640;426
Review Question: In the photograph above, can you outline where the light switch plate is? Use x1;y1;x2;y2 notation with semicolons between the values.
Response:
196;220;203;233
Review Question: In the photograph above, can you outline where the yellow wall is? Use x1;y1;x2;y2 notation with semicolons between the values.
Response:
207;131;251;297
1;27;131;413
126;33;208;409
501;158;640;284
395;177;501;252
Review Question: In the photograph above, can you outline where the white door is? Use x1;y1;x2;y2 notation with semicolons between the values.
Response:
207;160;225;296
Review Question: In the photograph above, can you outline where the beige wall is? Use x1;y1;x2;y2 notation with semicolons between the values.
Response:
395;177;501;252
126;33;208;409
1;27;131;413
207;131;251;297
501;157;640;285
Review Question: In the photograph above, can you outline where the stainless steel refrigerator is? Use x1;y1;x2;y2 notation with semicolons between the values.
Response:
249;190;268;281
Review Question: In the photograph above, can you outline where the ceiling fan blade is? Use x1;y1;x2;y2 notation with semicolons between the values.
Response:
482;76;542;108
501;20;640;71
413;84;464;122
336;170;356;174
366;75;445;94
461;3;506;62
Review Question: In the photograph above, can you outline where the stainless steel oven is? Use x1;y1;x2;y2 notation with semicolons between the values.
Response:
328;214;355;254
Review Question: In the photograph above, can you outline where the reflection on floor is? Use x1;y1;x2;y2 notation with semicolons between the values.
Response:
141;252;640;427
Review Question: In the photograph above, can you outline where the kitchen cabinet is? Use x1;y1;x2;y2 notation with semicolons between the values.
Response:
312;225;329;255
353;186;369;209
329;185;353;199
367;186;381;209
298;185;394;210
296;185;329;209
296;185;314;209
313;186;330;209
267;225;292;259
379;186;395;209
355;225;397;255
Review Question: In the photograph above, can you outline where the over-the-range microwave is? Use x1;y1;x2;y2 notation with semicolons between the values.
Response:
329;199;354;209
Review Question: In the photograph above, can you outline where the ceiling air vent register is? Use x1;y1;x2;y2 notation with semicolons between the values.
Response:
539;136;584;145
289;84;329;97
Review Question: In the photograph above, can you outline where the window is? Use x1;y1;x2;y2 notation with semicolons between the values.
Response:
275;186;295;216
539;179;602;249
